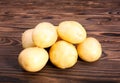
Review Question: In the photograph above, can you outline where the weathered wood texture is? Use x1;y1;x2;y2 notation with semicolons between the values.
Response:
0;0;120;83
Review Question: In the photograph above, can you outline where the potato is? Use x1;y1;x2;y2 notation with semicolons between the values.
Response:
58;21;87;44
49;40;78;69
33;22;58;48
18;47;49;72
77;37;102;62
22;29;35;48
55;26;62;41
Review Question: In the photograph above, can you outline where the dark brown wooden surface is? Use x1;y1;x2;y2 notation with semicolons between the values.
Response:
0;0;120;83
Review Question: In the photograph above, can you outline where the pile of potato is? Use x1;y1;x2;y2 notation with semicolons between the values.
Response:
18;21;102;72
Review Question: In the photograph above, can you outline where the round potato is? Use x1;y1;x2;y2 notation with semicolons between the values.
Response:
49;40;78;69
55;26;62;41
77;37;102;62
22;29;35;48
18;47;49;72
33;22;58;48
58;21;87;44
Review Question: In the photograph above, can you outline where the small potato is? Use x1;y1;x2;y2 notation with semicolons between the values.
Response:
22;29;35;48
18;47;49;72
55;26;62;41
33;22;58;48
58;21;87;44
77;37;102;62
49;40;78;69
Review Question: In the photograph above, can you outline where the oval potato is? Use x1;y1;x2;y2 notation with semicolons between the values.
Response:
77;37;102;62
22;29;35;48
33;22;58;48
49;40;78;69
18;47;49;72
58;21;87;44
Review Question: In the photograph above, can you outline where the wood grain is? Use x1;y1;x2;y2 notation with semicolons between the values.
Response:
0;0;120;83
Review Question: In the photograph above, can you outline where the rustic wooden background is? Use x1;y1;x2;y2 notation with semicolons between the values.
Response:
0;0;120;83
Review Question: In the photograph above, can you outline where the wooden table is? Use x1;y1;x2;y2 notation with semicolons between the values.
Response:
0;0;120;83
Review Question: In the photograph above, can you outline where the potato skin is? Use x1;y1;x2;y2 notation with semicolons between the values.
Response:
18;47;49;72
77;37;102;62
49;40;78;69
32;22;58;48
22;29;35;48
58;21;87;44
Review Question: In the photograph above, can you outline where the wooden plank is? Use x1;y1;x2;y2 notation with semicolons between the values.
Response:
0;0;120;83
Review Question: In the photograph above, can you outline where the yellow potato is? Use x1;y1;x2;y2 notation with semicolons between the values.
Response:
18;47;49;72
77;37;102;62
58;21;87;44
22;29;35;48
55;26;62;41
33;22;58;48
49;40;78;69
